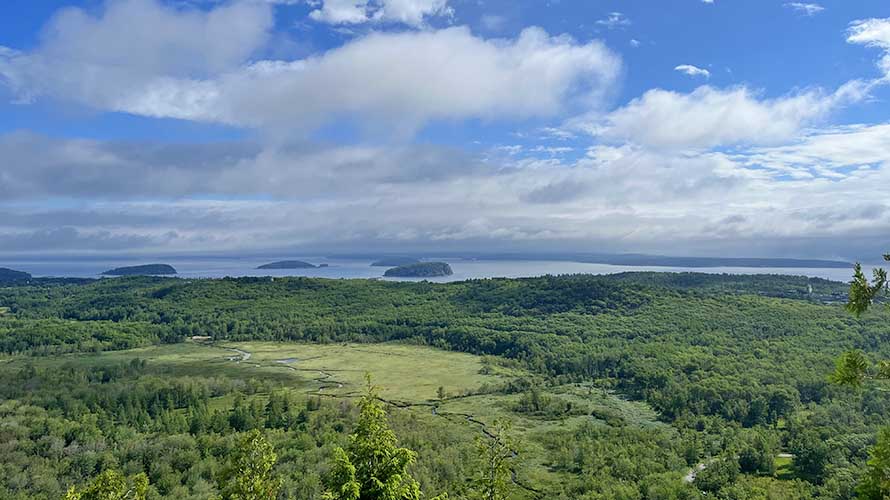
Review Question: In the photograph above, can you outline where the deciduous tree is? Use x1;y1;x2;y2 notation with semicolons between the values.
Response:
63;470;148;500
471;420;515;500
218;429;281;500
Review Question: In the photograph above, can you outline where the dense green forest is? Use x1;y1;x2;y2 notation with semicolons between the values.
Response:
1;272;888;499
383;262;454;277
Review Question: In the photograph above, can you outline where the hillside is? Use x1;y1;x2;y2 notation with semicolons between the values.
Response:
0;272;887;499
0;267;31;284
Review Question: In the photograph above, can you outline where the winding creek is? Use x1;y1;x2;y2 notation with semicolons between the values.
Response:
213;343;544;498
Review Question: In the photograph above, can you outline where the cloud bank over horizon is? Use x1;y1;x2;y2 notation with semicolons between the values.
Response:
0;0;889;260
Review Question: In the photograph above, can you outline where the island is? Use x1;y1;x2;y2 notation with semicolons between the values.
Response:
0;267;32;284
101;264;177;276
257;260;318;270
371;257;422;267
383;262;453;278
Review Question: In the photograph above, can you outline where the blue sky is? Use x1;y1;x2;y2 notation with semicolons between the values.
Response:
1;0;890;259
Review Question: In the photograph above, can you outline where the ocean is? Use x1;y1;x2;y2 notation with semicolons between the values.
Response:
0;257;863;283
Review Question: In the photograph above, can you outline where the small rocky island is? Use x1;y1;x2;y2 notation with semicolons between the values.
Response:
0;267;32;283
102;264;177;276
257;260;320;269
383;262;453;278
371;257;421;267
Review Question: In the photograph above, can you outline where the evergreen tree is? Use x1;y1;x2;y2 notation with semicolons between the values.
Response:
837;255;890;386
265;391;288;429
847;256;889;316
322;376;423;500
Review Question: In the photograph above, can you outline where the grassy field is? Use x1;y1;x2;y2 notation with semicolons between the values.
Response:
2;340;667;497
2;338;664;431
223;341;517;402
775;455;795;480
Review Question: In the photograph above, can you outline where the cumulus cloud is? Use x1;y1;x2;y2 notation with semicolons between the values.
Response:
308;0;452;26
0;0;272;103
182;27;620;132
0;4;621;136
586;81;872;149
308;0;372;24
3;0;890;260
674;64;710;78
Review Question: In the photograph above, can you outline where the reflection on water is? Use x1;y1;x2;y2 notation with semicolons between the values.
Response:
0;257;861;283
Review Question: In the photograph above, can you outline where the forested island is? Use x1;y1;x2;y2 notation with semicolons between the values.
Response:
101;264;177;276
1;271;888;499
0;267;31;283
383;261;453;277
257;260;320;269
371;257;421;267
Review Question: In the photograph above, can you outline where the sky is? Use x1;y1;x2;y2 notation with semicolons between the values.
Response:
1;0;890;260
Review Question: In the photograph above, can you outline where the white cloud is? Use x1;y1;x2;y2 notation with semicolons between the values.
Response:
308;0;452;26
380;0;452;26
586;82;872;149
5;1;890;259
784;3;825;16
2;24;620;135
309;0;372;24
596;12;630;29
31;0;269;75
0;0;273;107
5;126;890;258
742;123;890;175
847;18;890;76
674;64;710;78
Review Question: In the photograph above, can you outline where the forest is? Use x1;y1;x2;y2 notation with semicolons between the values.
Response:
1;271;889;499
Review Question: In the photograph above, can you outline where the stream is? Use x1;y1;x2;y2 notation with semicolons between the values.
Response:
213;343;543;498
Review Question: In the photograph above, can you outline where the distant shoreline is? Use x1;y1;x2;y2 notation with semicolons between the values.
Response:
462;254;851;269
0;255;859;284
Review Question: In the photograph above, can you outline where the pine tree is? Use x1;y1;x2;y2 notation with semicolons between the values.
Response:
322;376;425;500
847;256;889;316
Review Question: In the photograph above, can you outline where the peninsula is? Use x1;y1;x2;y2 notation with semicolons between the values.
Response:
0;267;31;283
